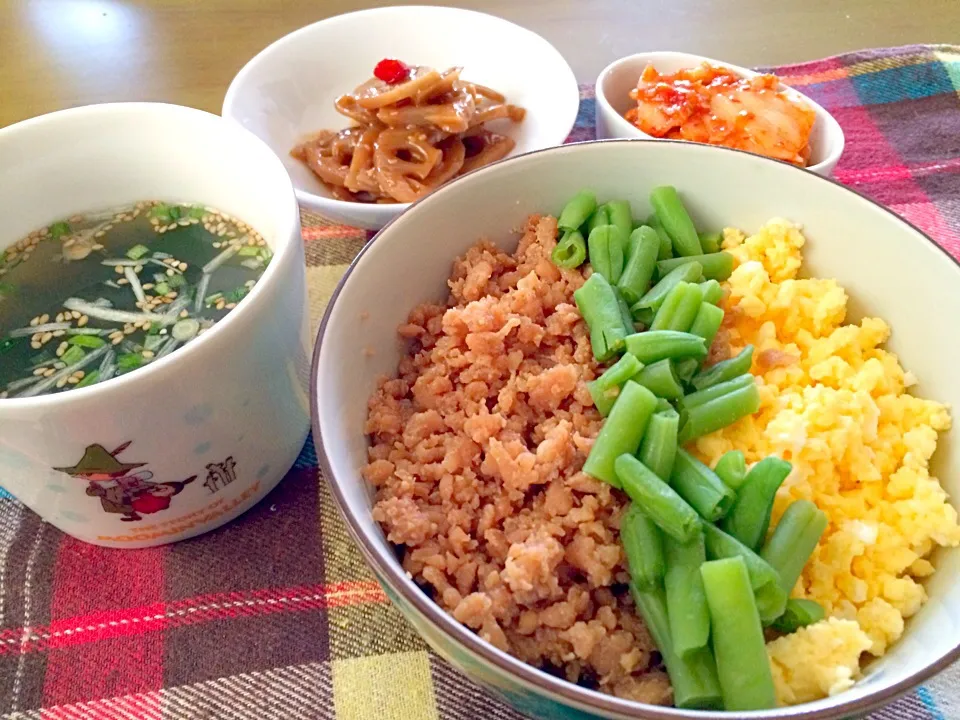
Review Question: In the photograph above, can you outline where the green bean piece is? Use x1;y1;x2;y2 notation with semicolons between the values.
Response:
671;449;737;522
616;455;700;543
652;281;703;333
688;302;724;354
679;373;756;412
664;528;710;657
624;331;707;365
657;252;735;282
771;598;826;633
551;230;587;268
639;408;680;480
627;226;642;258
617;227;660;303
647;214;675;260
614;287;637;334
760;500;829;594
587;225;625;284
631;585;723;710
634;261;703;315
574;273;630;362
700;557;778;710
656;397;674;413
650;186;702;257
700;279;724;305
678;383;761;445
606;200;634;249
699;231;722;254
558;190;597;232
588;203;612;234
721;457;793;551
632;306;654;327
584;382;658;487
691;345;755;391
714;450;748;491
621;504;665;591
702;523;787;624
674;357;699;383
634;358;684;401
587;353;643;417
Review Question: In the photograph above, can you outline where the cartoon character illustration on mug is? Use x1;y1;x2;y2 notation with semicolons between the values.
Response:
54;441;196;522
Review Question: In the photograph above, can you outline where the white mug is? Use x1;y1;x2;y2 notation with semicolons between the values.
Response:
0;103;310;548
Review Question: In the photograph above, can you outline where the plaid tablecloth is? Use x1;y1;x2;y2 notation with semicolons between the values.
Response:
3;44;960;720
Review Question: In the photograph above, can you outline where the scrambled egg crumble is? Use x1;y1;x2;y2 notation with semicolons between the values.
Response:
694;219;960;704
767;618;872;704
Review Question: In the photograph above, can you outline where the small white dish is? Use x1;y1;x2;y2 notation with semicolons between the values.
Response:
223;5;580;230
595;51;845;177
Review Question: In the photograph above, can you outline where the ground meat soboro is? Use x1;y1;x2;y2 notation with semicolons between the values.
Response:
364;215;671;704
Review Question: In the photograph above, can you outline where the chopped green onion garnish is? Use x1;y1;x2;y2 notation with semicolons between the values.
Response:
168;206;182;221
76;370;99;388
147;323;161;336
188;205;206;219
149;204;171;220
0;281;14;296
237;246;261;257
205;292;223;305
117;353;143;371
154;282;171;295
224;287;248;303
0;338;15;354
126;244;150;260
166;273;186;289
67;335;106;349
61;345;86;365
259;247;273;260
49;221;71;239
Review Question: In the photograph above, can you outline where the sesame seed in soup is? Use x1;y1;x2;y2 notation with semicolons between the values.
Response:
0;202;271;398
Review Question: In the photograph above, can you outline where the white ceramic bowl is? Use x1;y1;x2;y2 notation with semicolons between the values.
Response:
222;5;580;230
314;139;960;719
0;103;310;548
595;52;845;177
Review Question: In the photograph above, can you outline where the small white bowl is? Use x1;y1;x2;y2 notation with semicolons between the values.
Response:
0;103;310;548
223;6;579;230
595;51;845;177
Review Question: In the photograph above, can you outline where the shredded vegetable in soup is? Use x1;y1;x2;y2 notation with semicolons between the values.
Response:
291;59;526;203
0;202;272;398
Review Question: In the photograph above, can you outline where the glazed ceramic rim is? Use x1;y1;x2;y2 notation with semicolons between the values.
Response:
594;51;846;176
0;102;301;409
222;4;580;219
311;138;960;719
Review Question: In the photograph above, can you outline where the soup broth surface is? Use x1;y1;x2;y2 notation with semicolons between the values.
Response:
0;202;271;398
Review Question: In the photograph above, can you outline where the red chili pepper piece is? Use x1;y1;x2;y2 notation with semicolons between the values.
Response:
373;59;409;84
